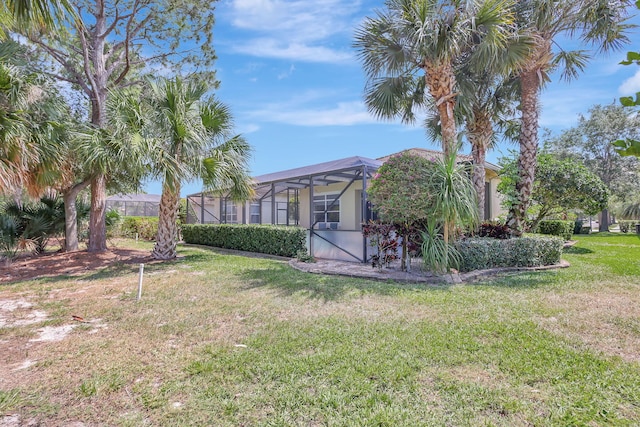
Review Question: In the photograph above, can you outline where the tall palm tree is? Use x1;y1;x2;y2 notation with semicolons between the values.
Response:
354;0;523;157
458;72;519;221
505;0;631;235
144;77;253;260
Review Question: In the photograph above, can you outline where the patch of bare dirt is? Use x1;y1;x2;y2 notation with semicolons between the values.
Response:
0;248;154;284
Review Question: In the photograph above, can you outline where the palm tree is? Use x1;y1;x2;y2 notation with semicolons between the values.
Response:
354;0;523;157
0;0;76;37
505;0;631;235
458;73;519;221
144;77;253;260
0;40;68;199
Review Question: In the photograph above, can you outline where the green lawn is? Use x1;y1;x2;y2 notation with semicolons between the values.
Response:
1;234;639;426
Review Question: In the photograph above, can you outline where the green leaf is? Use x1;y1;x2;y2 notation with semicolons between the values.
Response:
619;51;640;66
619;93;640;107
612;138;640;157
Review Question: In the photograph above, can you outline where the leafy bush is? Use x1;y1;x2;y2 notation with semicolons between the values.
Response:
362;221;399;269
536;220;574;241
181;224;306;257
120;216;159;240
2;197;79;253
456;236;564;272
105;209;122;237
477;222;511;239
618;220;636;233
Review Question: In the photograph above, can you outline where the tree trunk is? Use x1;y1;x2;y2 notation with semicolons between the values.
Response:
87;173;107;252
152;181;181;260
62;180;90;252
467;109;492;222
425;61;457;157
599;208;610;232
506;68;540;236
86;7;110;253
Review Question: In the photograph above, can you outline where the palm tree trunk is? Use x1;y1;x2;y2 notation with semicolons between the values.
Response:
87;173;107;252
152;181;181;260
62;179;90;252
468;110;492;222
425;62;457;157
506;68;540;236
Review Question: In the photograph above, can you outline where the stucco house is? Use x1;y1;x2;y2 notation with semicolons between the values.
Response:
185;148;503;262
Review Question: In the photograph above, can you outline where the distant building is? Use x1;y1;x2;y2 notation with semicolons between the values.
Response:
106;193;161;217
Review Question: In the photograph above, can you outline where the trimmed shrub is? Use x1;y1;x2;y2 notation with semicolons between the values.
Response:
456;236;564;272
181;224;306;257
120;216;159;240
536;220;574;241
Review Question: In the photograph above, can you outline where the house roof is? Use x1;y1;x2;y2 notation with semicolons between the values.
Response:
252;156;382;185
188;148;500;198
106;193;161;203
377;147;500;172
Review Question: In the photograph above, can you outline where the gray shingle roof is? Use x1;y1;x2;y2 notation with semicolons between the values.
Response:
252;156;383;185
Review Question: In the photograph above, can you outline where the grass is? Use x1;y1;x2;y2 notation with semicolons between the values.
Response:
1;234;639;425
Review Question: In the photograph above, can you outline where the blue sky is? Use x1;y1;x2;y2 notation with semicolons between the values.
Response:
143;0;640;196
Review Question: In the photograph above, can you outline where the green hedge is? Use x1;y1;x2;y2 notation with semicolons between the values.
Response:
119;216;159;240
536;220;574;241
181;224;306;257
456;236;564;272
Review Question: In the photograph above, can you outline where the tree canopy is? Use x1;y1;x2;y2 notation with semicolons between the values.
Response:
499;153;610;230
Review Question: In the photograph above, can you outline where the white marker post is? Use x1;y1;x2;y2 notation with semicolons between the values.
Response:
137;263;144;301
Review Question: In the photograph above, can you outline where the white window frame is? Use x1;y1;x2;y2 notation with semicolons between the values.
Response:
223;201;238;223
313;193;340;226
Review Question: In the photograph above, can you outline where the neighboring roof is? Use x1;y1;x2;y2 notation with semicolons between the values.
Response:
377;147;500;172
252;156;383;185
106;193;162;203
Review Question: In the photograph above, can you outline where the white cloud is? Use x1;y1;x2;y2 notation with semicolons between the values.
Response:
233;39;353;63
248;100;379;126
618;69;640;95
278;64;295;80
224;0;361;63
229;0;360;40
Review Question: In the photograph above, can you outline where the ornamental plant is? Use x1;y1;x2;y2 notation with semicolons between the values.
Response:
362;221;399;270
367;153;435;271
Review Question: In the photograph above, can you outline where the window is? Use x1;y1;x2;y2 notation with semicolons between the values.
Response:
223;201;237;223
249;202;261;224
314;194;340;224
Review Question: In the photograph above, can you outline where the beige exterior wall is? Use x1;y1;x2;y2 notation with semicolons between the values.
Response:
487;177;505;221
190;170;504;227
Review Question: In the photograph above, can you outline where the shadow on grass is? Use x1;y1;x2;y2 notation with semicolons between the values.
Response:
238;263;451;302
563;246;594;255
472;270;560;289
